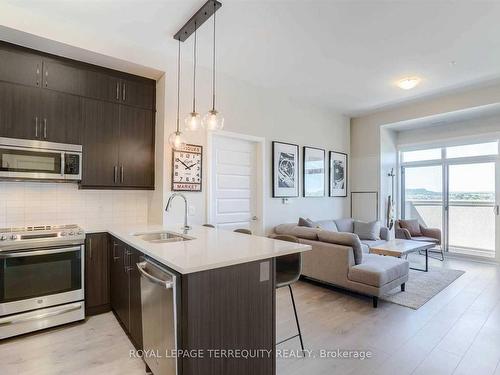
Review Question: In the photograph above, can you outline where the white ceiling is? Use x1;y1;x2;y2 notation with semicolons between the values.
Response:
2;0;500;116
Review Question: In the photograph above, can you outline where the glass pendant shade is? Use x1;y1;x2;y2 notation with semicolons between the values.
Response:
202;109;224;131
168;130;186;150
184;111;201;131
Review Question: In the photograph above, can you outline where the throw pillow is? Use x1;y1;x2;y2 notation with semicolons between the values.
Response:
298;217;315;228
399;219;422;237
353;220;381;241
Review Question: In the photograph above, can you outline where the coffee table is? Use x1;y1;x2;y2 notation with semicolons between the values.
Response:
369;239;435;272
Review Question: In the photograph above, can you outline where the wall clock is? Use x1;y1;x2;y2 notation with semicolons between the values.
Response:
172;144;203;192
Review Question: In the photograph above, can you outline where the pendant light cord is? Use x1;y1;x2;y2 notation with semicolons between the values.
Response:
192;22;197;113
176;38;181;133
212;0;216;111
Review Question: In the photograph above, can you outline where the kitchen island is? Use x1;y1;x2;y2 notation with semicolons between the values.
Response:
84;225;310;375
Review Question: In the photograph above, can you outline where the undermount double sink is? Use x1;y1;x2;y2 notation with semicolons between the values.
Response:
133;231;194;244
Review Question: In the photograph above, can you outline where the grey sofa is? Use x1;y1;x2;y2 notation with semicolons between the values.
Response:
273;218;409;307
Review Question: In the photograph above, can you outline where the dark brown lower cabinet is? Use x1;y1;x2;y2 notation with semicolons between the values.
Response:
181;259;276;375
84;233;110;316
106;236;276;374
109;237;143;350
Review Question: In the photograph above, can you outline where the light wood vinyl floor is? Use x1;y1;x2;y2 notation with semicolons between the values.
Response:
1;256;500;375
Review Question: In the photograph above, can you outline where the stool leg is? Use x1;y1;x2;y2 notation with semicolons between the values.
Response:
373;296;378;308
401;283;406;292
288;285;304;351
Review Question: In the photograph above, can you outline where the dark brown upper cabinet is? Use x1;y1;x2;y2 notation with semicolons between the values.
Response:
42;58;121;103
119;78;155;110
0;42;155;189
81;100;154;189
41;90;82;144
0;81;41;140
118;105;155;188
81;98;120;188
0;46;42;87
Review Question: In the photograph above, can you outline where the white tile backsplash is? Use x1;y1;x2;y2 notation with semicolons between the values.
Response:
0;182;151;228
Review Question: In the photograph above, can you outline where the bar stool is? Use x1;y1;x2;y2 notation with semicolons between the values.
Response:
273;234;304;351
233;228;252;235
202;224;215;228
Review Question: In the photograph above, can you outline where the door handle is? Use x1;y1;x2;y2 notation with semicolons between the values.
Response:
43;118;47;139
116;82;120;100
120;165;124;184
113;166;118;184
122;83;126;101
252;216;258;221
494;205;499;216
36;64;40;87
35;117;38;138
137;262;174;289
88;237;92;260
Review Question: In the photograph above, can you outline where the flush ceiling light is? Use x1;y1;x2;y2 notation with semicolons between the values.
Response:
397;77;421;90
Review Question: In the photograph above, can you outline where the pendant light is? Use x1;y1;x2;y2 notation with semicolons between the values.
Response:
202;0;224;131
184;21;201;131
169;39;186;150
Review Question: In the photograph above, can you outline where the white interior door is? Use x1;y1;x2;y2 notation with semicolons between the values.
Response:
210;135;260;233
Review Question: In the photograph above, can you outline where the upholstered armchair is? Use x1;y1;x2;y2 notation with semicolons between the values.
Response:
395;219;443;260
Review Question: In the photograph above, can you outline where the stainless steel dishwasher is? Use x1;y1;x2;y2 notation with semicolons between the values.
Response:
137;258;178;375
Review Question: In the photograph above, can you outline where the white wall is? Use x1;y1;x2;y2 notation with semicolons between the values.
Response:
397;114;500;147
162;67;351;233
0;29;350;233
351;82;500;221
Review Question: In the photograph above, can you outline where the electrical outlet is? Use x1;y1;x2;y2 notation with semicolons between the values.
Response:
188;205;196;216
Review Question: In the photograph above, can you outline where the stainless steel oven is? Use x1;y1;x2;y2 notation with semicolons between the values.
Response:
0;225;85;339
0;137;82;181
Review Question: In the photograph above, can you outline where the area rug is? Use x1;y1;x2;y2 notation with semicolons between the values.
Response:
381;268;465;310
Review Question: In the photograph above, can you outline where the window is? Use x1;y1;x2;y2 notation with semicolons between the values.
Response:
446;141;498;159
401;148;441;163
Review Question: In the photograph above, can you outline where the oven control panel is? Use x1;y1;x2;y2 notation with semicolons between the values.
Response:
0;225;85;250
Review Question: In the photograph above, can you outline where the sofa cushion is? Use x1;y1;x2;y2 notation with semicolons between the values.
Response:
399;219;422;237
348;254;409;287
317;231;363;265
274;224;319;240
298;217;315;227
334;218;354;233
354;221;381;240
315;220;338;232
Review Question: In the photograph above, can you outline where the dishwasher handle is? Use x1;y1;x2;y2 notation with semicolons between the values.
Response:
137;261;174;289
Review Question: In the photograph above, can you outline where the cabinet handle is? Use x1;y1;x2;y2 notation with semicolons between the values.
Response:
122;83;126;101
114;166;118;184
116;82;120;100
35;117;38;138
36;64;40;87
112;242;120;261
120;165;124;184
45;68;48;87
43;118;47;139
88;238;92;260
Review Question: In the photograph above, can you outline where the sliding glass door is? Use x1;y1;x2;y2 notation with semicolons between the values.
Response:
402;165;443;234
401;141;499;259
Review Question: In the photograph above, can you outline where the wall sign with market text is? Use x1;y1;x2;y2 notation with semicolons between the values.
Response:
172;144;203;192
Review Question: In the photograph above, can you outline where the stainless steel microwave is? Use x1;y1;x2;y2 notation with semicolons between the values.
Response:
0;138;82;181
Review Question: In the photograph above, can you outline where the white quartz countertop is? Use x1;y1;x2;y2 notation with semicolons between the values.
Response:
84;224;310;274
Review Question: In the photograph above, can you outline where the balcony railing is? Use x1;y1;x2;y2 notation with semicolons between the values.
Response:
406;199;495;258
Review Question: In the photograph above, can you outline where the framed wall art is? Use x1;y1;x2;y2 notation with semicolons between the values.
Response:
272;141;299;197
303;146;325;197
329;151;348;197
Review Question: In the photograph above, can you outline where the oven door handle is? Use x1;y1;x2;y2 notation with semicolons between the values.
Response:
0;246;81;258
0;302;83;326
